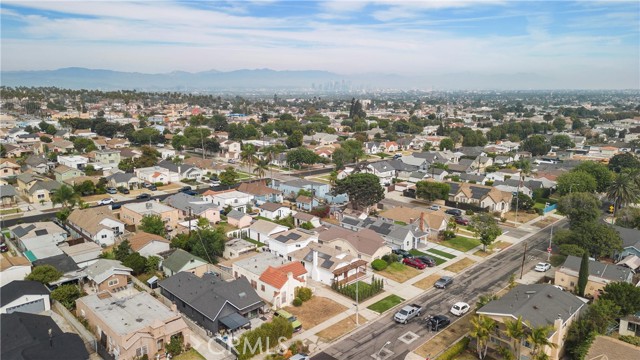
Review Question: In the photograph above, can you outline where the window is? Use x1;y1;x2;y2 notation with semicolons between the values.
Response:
101;234;107;239
570;281;575;287
136;346;148;357
261;284;265;292
628;322;637;332
108;278;119;287
156;339;164;350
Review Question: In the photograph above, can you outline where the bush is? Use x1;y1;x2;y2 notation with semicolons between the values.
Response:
296;287;312;302
371;259;388;271
465;209;474;216
154;182;164;187
619;335;640;346
292;297;303;307
436;337;470;360
443;230;456;240
381;253;400;264
500;217;507;223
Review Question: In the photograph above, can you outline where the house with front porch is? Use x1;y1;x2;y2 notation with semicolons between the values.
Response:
289;242;366;286
105;172;141;190
258;202;293;221
448;182;513;214
156;160;204;181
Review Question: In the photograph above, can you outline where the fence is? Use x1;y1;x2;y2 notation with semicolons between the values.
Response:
543;203;558;214
51;301;97;356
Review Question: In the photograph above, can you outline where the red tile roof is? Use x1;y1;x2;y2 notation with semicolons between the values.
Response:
258;262;307;289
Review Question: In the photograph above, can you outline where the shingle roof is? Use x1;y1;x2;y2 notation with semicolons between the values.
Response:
27;180;61;195
106;172;137;183
237;181;281;196
613;225;640;249
317;226;386;256
128;232;169;252
162;249;207;273
259;202;287;212
32;254;80;274
0;280;49;307
560;255;633;283
163;192;218;214
67;207;122;237
84;259;132;284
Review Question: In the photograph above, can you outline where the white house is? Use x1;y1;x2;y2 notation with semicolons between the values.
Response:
0;255;32;287
266;228;318;258
10;222;68;261
364;161;395;186
135;166;180;185
0;280;50;314
57;155;89;170
258;202;293;221
67;207;126;247
289;242;364;286
128;231;171;258
247;220;289;244
202;189;254;213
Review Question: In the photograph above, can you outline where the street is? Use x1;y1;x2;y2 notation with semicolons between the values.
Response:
313;219;566;360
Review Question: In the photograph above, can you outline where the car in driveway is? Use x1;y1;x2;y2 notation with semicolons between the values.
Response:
0;242;8;253
148;184;157;191
429;205;441;211
426;315;451;331
179;186;192;192
414;255;436;267
434;276;454;289
118;187;130;194
450;302;470;316
444;208;462;216
106;187;117;194
392;249;413;259
535;262;551;272
454;216;469;225
403;257;427;270
97;198;114;205
136;193;151;200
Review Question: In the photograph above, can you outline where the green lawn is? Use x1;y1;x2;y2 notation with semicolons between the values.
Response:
0;208;21;215
367;294;405;313
425;248;457;259
408;249;447;265
441;236;482;252
173;349;205;360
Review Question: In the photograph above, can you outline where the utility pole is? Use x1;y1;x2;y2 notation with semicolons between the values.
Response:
188;206;192;237
355;270;359;326
547;226;553;262
520;242;527;279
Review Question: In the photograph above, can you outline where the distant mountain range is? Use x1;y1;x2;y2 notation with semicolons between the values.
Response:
1;67;556;91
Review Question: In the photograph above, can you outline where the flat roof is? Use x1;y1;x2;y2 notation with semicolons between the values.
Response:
233;252;290;276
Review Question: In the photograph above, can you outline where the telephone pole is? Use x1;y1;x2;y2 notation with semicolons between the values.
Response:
520;242;527;279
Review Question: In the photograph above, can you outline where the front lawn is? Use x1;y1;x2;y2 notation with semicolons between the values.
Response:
367;294;405;313
375;262;421;283
444;257;477;273
441;236;481;252
425;248;456;259
285;296;347;330
173;349;205;360
412;274;442;290
315;315;366;342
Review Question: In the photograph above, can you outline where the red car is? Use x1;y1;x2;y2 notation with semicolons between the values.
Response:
454;216;469;225
403;257;427;270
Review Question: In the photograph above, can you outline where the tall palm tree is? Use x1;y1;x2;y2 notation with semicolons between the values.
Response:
51;184;79;209
470;315;496;360
607;172;640;220
526;324;557;360
240;144;257;170
253;159;269;179
504;316;526;360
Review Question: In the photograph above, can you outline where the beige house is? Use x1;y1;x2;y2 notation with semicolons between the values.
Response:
380;206;448;240
53;164;85;182
477;284;587;360
77;291;190;360
448;182;513;214
121;201;180;229
554;255;634;298
0;159;21;178
67;207;126;247
26;180;62;204
128;231;170;258
317;226;391;262
82;259;133;293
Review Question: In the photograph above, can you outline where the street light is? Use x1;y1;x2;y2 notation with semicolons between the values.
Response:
377;341;391;359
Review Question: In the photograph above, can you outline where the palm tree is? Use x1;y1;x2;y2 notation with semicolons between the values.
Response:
607;172;640;220
51;184;79;209
253;159;269;179
504;316;525;360
476;293;498;309
526;324;557;360
470;315;496;359
328;170;338;187
240;144;257;170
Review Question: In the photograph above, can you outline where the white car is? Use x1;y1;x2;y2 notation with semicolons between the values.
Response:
97;198;114;205
430;205;441;211
535;262;551;272
450;302;470;316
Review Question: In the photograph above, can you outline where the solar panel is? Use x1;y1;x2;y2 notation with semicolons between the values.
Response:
34;229;49;236
321;259;334;269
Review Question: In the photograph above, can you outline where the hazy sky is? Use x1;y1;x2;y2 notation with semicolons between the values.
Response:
1;1;639;88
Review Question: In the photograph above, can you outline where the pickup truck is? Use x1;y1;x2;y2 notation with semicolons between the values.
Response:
394;304;422;324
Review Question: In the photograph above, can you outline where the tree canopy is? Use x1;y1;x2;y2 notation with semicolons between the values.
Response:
520;135;551;156
556;171;597;195
219;166;239;186
608;153;640;173
26;265;62;284
557;192;601;228
573;161;614;193
140;214;166;236
470;213;502;251
415;181;450;202
600;282;640;316
550;134;575;150
286;147;321;167
439;138;455;151
334;173;385;210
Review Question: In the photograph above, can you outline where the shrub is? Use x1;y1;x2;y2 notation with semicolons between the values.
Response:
292;297;303;307
436;337;470;360
296;287;312;302
154;182;164;187
381;253;399;264
465;209;474;216
500;217;507;223
371;259;388;271
443;230;456;240
619;335;640;346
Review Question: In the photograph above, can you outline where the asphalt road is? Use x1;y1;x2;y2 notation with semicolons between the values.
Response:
314;219;567;360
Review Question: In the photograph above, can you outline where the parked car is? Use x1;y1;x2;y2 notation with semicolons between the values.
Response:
148;184;157;191
392;249;413;259
403;257;427;270
118;187;130;194
535;262;551;272
434;276;454;289
210;180;221;187
274;309;302;332
110;203;122;210
136;193;151;200
426;315;451;331
429;205;441;211
179;186;192;192
106;187;117;194
0;242;8;253
454;216;469;225
444;208;462;216
97;198;114;205
141;183;151;188
228;159;237;164
450;302;470;316
393;154;402;160
394;304;422;324
414;255;436;267
182;190;197;196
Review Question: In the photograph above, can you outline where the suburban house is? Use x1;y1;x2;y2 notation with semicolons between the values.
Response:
135;166;180;185
16;173;42;193
0;185;19;206
163;192;221;224
1;312;89;360
388;160;420;180
47;139;75;154
237;181;283;205
128;231;171;258
156;160;204;181
585;335;640;360
121;201;180;229
554;255;634;298
0;254;31;287
67;207;126;247
619;313;640;337
380;206;448;240
340;215;428;251
76;291;190;360
293;212;322;228
448;182;513;214
162;249;209;277
0;280;50;314
303;132;339;146
26;179;62;204
363;161;396;186
105;172;141;190
223;238;257;260
57;155;89;170
258;202;293;221
226;210;253;229
159;272;265;334
247;219;289;244
220;140;242;160
58;241;102;268
271;179;330;200
477;284;586;360
613;225;640;261
232;252;307;308
0;159;21;178
202;189;254;213
289;242;366;286
364;142;382;154
296;195;319;211
92;149;121;168
10;222;68;261
267;228;318;258
23;155;51;174
82;259;133;294
317;226;391;262
53;164;85;182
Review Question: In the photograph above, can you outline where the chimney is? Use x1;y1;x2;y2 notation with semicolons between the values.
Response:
419;212;425;232
312;250;318;268
287;272;293;281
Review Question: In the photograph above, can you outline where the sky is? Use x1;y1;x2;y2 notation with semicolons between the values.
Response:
1;0;639;89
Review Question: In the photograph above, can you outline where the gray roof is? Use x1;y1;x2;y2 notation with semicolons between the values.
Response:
614;226;640;250
84;259;132;284
281;178;326;189
0;185;18;198
259;202;287;212
158;272;264;321
368;161;395;173
478;284;586;329
459;173;486;183
341;216;427;241
162;249;207;273
106;172;137;183
24;155;47;167
16;173;41;184
227;209;249;221
561;255;633;282
33;254;80;274
0;280;49;307
157;159;195;174
388;159;418;172
459;146;484;157
10;224;36;238
27;180;61;195
163;192;218;214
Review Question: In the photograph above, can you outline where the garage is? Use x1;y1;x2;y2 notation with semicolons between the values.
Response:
6;298;46;314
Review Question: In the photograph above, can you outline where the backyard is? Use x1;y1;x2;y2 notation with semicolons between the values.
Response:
375;262;422;283
367;294;405;313
441;236;481;252
285;296;347;329
315;315;366;343
444;257;477;273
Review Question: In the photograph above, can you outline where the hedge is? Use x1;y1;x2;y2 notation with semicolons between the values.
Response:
436;337;470;360
372;259;388;271
619;335;640;346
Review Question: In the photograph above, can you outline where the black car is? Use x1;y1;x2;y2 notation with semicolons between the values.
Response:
426;315;451;331
110;203;122;210
415;255;436;267
392;249;413;259
179;186;192;192
182;190;198;196
136;193;151;200
434;276;454;289
148;184;157;191
118;187;130;194
444;208;462;216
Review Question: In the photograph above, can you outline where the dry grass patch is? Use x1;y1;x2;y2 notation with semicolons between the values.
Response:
413;274;442;290
532;217;559;228
444;258;477;273
414;312;473;358
376;262;422;283
502;210;539;224
473;250;492;258
285;297;347;329
315;315;366;343
474;241;512;257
